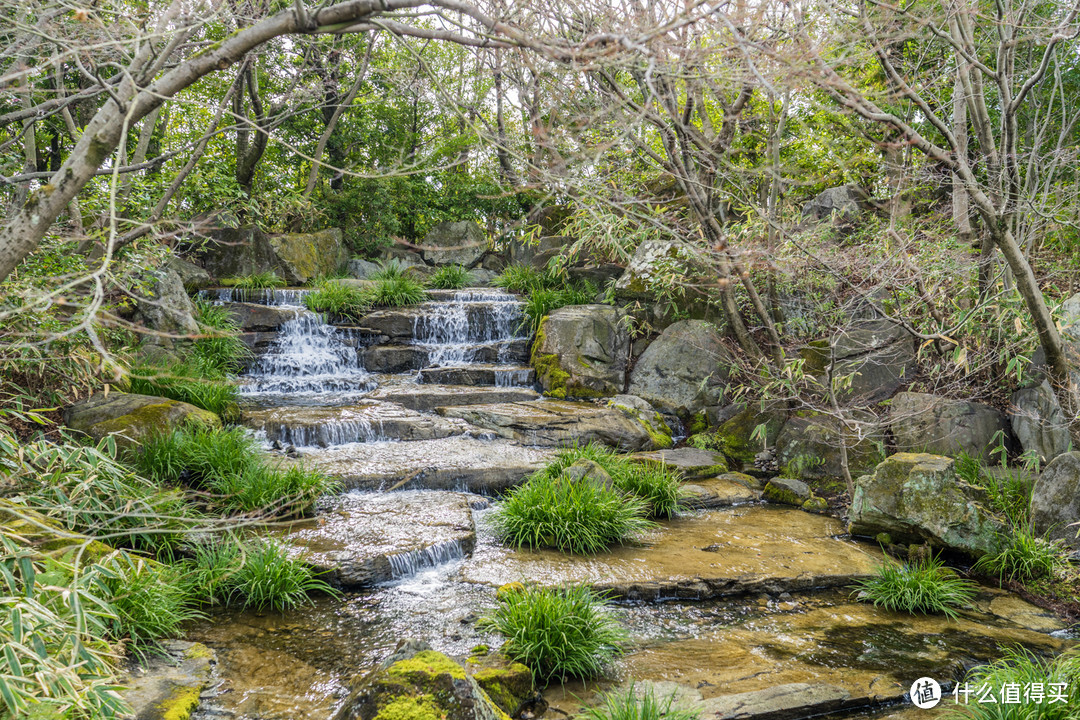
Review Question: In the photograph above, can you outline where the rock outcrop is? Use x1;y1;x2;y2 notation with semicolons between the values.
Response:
802;319;916;405
849;453;1007;557
774;411;883;482
889;392;1016;462
1010;380;1071;463
802;185;862;222
1029;451;1080;551
198;226;348;283
64;392;219;447
627;320;731;418
532;305;629;399
422;221;487;267
132;266;200;349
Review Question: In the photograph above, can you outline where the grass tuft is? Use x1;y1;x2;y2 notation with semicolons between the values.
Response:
430;264;471;289
480;584;625;682
582;683;701;720
972;528;1068;584
304;280;373;321
224;271;286;289
102;553;203;653
952;647;1080;720
229;539;337;611
368;275;428;306
852;555;977;619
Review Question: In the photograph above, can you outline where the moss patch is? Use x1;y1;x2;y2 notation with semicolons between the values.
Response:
372;695;444;720
472;661;533;716
387;650;467;682
763;484;804;506
157;685;201;720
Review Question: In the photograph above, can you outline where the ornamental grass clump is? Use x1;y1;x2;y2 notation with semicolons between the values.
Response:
852;555;977;619
480;584;625;682
430;264;470;289
490;470;655;555
972;528;1068;585
304;280;372;320
368;275;428;306
582;683;701;720
953;647;1080;720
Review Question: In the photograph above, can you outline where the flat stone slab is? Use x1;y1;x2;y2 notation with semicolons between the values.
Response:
682;474;763;509
366;384;539;412
439;399;661;451
221;301;301;332
301;436;555;493
545;592;1072;719
276;490;478;588
119;640;214;720
243;401;471;447
631;447;728;479
416;364;535;387
360;340;530;373
460;505;884;599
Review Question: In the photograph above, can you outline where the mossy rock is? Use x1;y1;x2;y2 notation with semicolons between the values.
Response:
467;653;534;717
531;306;629;399
0;500;116;563
267;228;349;284
63;391;220;449
711;404;787;470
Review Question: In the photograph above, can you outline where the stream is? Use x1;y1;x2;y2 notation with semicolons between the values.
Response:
189;287;1077;720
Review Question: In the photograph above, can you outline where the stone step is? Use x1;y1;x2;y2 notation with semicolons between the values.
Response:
299;436;555;494
354;301;526;344
437;399;664;451
242;401;471;447
275;490;480;588
365;384;540;413
424;288;521;302
220;302;302;332
199;287;308;306
416;364;536;387
359;339;529;373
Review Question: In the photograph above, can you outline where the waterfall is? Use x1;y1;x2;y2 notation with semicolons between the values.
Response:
387;538;468;579
411;291;526;368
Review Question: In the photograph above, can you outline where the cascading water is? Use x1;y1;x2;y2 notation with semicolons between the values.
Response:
199;287;310;306
411;289;527;368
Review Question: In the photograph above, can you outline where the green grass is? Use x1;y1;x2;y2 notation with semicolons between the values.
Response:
493;264;558;294
538;443;684;518
852;555;977;619
521;282;597;334
954;452;1033;526
490;467;656;555
229;540;337;611
130;425;337;516
582;684;701;720
102;553;203;653
126;359;239;416
972;528;1068;585
430;264;471;289
951;647;1080;720
368;275;428;306
224;271;286;289
480;584;625;682
303;280;373;320
191;300;251;374
369;259;407;281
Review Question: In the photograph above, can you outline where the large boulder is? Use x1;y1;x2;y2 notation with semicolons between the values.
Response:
801;185;862;222
132;267;200;349
198;226;348;284
701;403;788;472
422;221;487;268
627;320;731;418
163;256;212;292
849;453;1007;557
1010;381;1071;464
532;305;629;399
889;392;1016;463
509;234;573;268
64;392;220;447
332;644;515;720
802;319;916;406
613;240;696;301
1030;451;1080;551
775;411;884;482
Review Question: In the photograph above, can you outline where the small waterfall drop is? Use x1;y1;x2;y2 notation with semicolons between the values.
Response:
411;290;526;368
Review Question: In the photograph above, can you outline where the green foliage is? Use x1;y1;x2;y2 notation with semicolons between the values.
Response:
430;264;471;289
480;585;625;682
972;529;1069;585
224;271;287;289
951;647;1080;720
538;443;684;518
521;283;597;334
0;536;129;720
130;425;336;516
126;359;239;416
368;275;428;307
101;553;202;654
304;280;373;321
493;264;559;294
581;683;701;720
229;540;337;612
191;300;251;375
954;453;1034;526
490;467;655;555
852;555;977;619
369;259;407;281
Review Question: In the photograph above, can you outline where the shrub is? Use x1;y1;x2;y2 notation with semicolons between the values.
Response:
953;647;1080;720
304;280;372;320
582;684;701;720
480;584;625;682
490;469;655;555
101;553;202;653
973;528;1068;584
539;443;684;518
224;271;286;289
430;264;471;289
852;555;977;619
368;275;428;307
229;540;337;611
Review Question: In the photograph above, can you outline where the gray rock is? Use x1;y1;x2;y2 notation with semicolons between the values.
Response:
627;320;731;418
608;395;674;448
64;392;220;448
568;263;624;288
803;319;916;405
703;683;855;720
763;478;812;506
532;304;629;399
132;267;199;348
164;256;212;291
118;640;214;720
1030;451;1080;550
422;220;487;267
466;267;499;286
378;246;426;268
801;185;862;222
614;239;698;300
1010;380;1071;463
198;226;348;284
889;392;1017;463
347;258;381;279
197;226;281;279
479;251;508;272
631;447;728;479
509;234;573;267
775;411;884;481
849;453;1007;557
221;302;300;332
562;458;615;490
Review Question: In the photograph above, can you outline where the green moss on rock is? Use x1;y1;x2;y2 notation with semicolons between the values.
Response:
373;695;443;720
387;650;467;682
157;686;201;720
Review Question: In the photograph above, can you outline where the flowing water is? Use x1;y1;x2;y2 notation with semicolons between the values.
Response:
189;285;1077;720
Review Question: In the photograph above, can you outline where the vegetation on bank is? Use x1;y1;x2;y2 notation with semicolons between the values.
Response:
493;263;602;333
480;584;625;682
952;648;1080;720
582;684;701;720
852;555;977;619
430;263;470;289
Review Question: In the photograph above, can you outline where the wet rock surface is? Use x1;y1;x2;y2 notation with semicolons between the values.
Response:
243;401;470;446
64;391;220;447
120;641;215;720
630;447;728;479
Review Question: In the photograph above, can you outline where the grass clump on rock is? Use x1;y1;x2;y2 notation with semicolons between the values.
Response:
430;264;470;289
973;528;1068;584
224;270;287;289
953;647;1080;720
852;555;977;619
480;584;625;682
582;683;701;720
304;280;372;320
